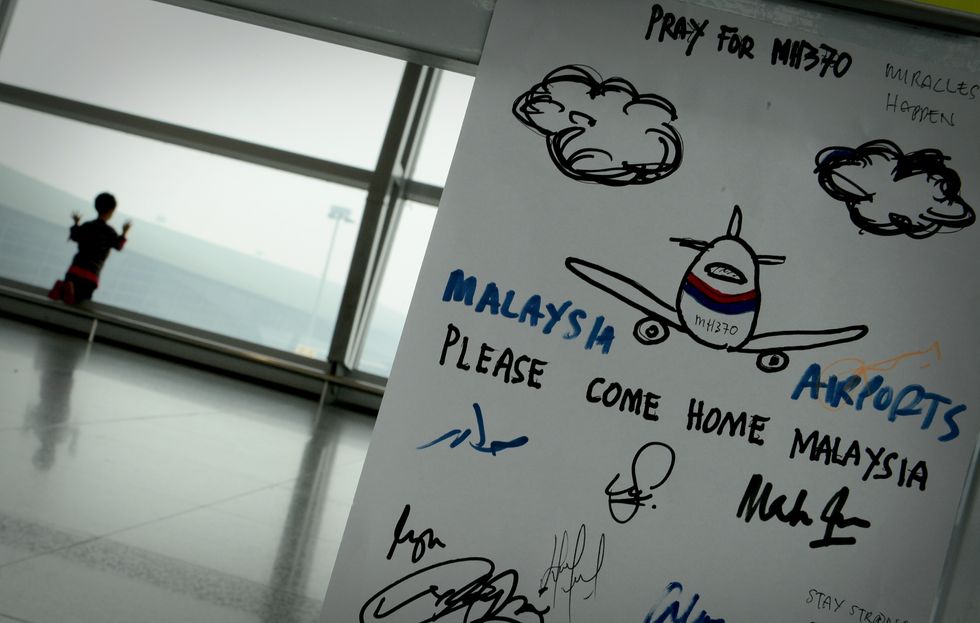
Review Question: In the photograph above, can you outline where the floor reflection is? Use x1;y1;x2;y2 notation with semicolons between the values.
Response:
262;407;340;623
0;316;373;623
24;335;88;470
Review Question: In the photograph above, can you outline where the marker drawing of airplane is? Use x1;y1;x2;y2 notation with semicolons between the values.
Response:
566;206;868;372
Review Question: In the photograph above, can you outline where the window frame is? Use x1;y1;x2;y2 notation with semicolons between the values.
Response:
0;0;463;403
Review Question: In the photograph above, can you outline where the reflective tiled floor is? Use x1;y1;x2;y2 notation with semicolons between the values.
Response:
0;316;373;623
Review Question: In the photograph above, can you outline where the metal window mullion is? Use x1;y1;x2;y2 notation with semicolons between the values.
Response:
398;68;440;179
402;179;442;207
343;65;438;371
328;63;431;369
0;82;374;189
343;67;440;371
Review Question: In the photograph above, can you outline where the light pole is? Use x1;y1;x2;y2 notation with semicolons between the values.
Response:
302;205;355;356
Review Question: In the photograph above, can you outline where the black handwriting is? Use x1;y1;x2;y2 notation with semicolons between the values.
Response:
386;504;446;564
809;486;871;549
605;442;676;524
538;524;605;623
360;557;549;623
737;474;871;549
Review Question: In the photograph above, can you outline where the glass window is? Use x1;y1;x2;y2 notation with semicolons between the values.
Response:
411;71;474;187
0;103;364;359
356;200;436;376
355;71;473;376
0;0;405;170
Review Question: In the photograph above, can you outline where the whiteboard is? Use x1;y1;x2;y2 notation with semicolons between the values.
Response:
321;1;979;621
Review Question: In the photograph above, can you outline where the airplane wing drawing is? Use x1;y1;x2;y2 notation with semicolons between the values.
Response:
565;257;682;329
738;326;868;354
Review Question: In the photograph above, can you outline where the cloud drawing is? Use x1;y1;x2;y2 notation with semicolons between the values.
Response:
814;139;974;239
513;65;683;187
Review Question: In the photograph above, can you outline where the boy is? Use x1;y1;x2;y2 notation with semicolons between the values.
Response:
49;192;131;304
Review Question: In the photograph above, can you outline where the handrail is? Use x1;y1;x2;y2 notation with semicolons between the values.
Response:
0;282;385;397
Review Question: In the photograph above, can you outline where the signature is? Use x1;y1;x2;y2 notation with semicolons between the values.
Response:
831;341;942;379
810;486;872;549
360;557;549;623
736;474;871;549
417;403;529;456
538;524;605;623
644;581;726;623
605;442;676;524
386;504;446;564
822;342;941;411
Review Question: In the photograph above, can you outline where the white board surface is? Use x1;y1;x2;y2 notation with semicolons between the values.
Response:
321;1;980;621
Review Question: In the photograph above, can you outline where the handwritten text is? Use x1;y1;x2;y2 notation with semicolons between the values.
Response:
417;403;529;456
538;524;606;623
386;504;446;564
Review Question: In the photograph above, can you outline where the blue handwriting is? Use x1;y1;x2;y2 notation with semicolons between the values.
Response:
791;363;966;442
417;403;529;456
443;269;615;354
644;581;725;623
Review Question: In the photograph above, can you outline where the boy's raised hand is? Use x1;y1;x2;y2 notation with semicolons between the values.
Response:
71;212;81;225
122;220;132;235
